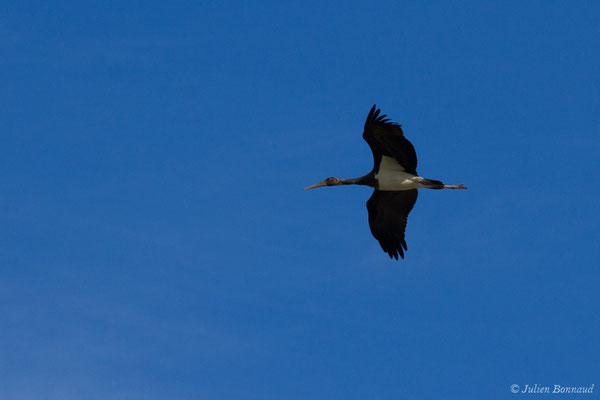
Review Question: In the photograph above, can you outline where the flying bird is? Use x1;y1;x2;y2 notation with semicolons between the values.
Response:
304;105;467;260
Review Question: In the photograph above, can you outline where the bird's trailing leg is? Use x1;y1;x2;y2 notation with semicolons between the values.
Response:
443;184;467;189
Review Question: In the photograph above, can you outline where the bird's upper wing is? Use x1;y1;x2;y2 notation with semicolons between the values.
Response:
366;189;418;260
362;105;418;175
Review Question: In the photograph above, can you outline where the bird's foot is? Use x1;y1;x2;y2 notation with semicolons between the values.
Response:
444;184;467;189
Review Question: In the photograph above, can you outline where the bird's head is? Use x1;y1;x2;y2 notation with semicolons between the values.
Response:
303;177;343;190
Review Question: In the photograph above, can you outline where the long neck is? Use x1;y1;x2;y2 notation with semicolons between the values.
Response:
340;172;375;187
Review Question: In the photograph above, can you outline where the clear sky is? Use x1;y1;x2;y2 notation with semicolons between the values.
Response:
1;1;599;399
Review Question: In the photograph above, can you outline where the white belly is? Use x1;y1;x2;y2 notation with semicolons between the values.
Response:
374;155;425;191
375;171;426;190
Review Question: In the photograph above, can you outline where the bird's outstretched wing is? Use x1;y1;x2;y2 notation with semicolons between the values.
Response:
362;105;418;175
366;189;418;260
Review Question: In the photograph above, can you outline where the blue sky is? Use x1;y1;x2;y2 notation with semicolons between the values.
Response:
1;1;599;399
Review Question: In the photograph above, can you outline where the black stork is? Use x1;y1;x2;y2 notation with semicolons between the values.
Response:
304;105;467;260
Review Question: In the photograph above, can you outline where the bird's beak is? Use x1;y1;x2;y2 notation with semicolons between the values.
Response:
303;180;327;190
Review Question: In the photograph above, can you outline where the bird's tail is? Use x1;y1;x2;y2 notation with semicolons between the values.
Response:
422;178;445;189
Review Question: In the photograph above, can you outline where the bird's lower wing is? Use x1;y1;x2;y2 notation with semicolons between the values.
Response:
366;189;418;260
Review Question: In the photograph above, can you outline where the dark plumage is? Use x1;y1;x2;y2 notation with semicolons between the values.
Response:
304;105;467;260
363;105;418;175
366;189;418;260
362;105;419;259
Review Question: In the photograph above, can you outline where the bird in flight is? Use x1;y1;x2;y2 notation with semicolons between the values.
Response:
304;105;467;260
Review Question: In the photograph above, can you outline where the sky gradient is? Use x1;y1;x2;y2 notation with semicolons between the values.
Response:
1;1;599;399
